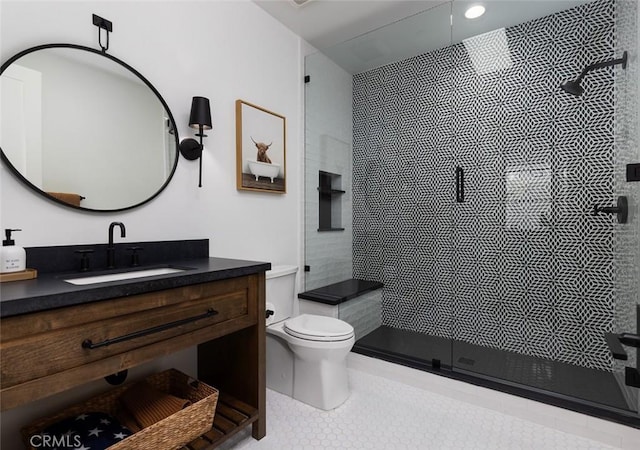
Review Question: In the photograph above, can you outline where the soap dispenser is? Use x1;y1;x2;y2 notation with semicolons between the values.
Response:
1;229;26;273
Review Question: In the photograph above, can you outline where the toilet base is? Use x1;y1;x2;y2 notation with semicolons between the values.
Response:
266;333;294;397
293;357;350;410
266;324;354;410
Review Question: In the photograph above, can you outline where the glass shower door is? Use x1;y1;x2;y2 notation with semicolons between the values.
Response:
306;1;458;368
349;1;456;368
450;0;639;417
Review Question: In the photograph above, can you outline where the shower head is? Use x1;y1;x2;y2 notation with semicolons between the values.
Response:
560;51;628;97
560;79;585;97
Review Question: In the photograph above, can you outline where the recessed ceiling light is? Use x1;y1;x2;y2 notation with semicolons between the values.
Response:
465;5;486;19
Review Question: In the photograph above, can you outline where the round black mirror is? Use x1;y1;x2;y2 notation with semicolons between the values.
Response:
0;44;179;212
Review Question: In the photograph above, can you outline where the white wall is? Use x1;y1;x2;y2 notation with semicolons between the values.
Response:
0;0;302;268
0;1;303;446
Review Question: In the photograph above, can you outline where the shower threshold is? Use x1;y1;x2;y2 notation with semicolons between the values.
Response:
353;326;639;429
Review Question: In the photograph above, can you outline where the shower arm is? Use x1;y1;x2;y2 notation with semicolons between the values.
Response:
575;52;628;82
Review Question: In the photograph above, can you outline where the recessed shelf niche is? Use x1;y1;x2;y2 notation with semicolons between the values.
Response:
318;171;345;232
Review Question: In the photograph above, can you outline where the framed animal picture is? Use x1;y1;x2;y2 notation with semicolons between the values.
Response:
235;99;286;193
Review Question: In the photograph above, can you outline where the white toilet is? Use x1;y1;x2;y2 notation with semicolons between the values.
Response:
265;265;355;410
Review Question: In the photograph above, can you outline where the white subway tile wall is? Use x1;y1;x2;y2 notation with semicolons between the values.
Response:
304;52;353;291
300;289;382;340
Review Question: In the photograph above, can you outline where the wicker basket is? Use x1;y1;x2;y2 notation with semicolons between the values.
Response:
22;368;218;450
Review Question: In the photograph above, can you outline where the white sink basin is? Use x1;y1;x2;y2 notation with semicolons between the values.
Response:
64;267;187;285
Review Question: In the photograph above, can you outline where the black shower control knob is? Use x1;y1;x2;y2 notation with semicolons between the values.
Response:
619;333;640;348
592;196;628;223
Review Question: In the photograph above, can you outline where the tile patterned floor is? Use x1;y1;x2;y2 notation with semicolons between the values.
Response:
222;368;621;449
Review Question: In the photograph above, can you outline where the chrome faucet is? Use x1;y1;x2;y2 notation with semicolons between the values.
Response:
107;222;126;269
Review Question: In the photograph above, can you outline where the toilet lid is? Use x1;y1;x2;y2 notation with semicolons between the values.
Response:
284;314;354;342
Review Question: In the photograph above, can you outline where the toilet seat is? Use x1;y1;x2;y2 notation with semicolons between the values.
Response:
284;314;354;342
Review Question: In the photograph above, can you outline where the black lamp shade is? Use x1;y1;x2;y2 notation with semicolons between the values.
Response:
188;96;212;130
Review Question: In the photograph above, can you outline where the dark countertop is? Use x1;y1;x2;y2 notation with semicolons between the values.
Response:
298;279;383;305
0;257;270;318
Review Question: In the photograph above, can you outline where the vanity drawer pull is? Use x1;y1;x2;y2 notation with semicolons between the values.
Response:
81;308;218;350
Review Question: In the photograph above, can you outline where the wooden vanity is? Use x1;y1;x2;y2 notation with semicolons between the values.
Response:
0;255;268;449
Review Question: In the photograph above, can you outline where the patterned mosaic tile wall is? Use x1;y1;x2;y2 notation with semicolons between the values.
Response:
353;0;623;370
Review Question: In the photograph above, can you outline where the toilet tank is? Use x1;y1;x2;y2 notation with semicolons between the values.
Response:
266;265;298;322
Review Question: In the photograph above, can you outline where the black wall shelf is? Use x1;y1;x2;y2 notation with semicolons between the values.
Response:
318;188;346;195
319;171;345;231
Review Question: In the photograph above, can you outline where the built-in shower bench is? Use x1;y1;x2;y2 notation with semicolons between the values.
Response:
298;279;383;339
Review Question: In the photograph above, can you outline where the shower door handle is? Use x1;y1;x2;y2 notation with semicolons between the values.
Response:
456;167;465;203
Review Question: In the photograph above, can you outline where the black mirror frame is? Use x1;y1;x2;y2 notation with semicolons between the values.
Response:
0;43;180;213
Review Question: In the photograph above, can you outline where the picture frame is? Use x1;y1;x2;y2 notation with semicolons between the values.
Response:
236;100;286;193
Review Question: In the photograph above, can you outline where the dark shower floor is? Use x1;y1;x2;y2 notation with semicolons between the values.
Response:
353;325;632;413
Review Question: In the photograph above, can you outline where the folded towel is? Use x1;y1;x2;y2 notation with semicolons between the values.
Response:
46;192;84;206
39;411;132;450
116;408;142;433
120;381;191;429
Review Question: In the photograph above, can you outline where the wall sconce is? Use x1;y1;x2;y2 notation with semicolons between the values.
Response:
179;96;212;187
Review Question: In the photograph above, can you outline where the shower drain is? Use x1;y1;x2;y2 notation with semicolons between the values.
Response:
457;357;475;366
